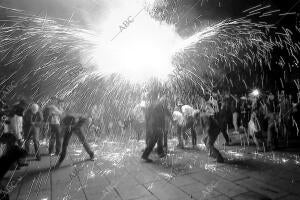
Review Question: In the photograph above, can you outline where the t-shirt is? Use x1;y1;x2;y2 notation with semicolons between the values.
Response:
132;102;146;123
172;111;184;126
181;105;194;118
46;105;63;125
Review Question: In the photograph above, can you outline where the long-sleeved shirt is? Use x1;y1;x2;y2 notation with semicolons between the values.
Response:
23;109;43;127
181;105;194;118
9;115;23;140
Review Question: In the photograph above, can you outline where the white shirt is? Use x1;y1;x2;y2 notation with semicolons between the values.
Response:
132;102;146;123
181;105;194;118
173;111;184;126
9;115;23;140
48;105;63;125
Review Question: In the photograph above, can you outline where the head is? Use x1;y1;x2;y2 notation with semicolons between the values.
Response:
268;93;275;101
177;101;183;107
30;103;39;114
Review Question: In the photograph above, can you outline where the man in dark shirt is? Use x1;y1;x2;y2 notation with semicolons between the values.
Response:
141;95;172;163
55;114;94;168
265;92;279;150
215;94;231;146
194;112;224;163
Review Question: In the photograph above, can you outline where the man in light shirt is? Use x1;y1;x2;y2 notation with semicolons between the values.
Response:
23;103;43;161
47;98;64;156
175;103;197;148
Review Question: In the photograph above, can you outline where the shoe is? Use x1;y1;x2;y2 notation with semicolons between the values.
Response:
36;156;41;161
141;156;153;163
54;162;61;169
89;153;95;161
159;153;166;158
18;162;29;167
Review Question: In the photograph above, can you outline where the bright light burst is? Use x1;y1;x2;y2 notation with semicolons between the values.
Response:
85;2;182;83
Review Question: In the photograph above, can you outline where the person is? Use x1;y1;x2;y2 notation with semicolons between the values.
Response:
131;101;147;141
174;103;197;148
231;94;240;133
46;98;64;155
23;103;43;160
0;144;27;200
215;93;231;146
265;92;279;150
8;99;29;167
141;93;172;163
194;111;224;163
248;111;264;151
173;110;185;147
55;114;94;168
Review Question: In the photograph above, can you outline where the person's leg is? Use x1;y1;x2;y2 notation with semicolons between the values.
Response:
176;124;184;148
185;118;196;147
233;112;238;132
267;120;274;150
163;129;168;151
32;127;41;160
156;128;164;157
206;118;224;162
75;127;94;159
56;127;72;167
48;125;55;154
207;132;224;162
54;125;62;155
221;123;230;145
191;126;197;147
23;126;31;154
142;133;157;161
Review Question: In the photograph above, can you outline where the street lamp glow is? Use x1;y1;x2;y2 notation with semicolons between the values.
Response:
251;89;260;97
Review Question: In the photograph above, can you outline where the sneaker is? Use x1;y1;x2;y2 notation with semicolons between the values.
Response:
141;156;153;163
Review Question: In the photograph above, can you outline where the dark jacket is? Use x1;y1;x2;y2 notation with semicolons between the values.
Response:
23;110;43;127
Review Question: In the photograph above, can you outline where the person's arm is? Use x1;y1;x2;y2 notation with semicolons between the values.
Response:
51;106;63;116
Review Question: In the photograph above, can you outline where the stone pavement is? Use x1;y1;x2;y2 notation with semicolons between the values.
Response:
3;135;300;200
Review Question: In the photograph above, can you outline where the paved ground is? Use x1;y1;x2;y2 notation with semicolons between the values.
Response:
3;132;300;200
